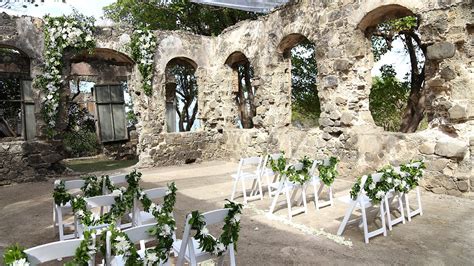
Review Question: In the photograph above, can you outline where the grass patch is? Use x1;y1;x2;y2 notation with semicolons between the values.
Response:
65;158;139;173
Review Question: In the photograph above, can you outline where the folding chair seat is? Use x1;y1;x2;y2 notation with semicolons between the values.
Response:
308;159;334;210
174;209;236;266
260;153;283;198
76;195;122;237
230;156;264;204
53;179;86;241
269;163;308;221
337;173;387;244
24;237;96;265
106;223;171;266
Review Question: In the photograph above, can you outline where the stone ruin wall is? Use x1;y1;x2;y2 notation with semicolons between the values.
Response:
0;0;473;196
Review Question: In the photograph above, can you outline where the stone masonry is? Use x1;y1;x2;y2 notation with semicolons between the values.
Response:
0;0;472;195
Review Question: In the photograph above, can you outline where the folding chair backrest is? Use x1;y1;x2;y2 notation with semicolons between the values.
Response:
123;223;157;243
292;162;304;172
85;195;117;209
108;174;127;184
24;238;91;264
64;179;86;190
309;160;320;175
202;208;230;226
241;156;261;166
144;187;168;200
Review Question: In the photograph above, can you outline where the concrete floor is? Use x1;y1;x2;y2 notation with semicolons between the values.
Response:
1;160;473;265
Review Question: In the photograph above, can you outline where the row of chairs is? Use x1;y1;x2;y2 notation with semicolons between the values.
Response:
231;154;335;220
27;208;236;266
337;163;423;243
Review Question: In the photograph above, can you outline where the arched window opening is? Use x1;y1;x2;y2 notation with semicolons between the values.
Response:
278;34;320;128
67;48;134;157
0;45;35;140
225;52;256;129
165;57;199;133
361;5;427;132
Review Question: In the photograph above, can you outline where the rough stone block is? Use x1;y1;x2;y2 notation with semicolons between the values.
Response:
419;142;435;155
322;76;338;88
440;66;456;81
432;187;447;194
427;42;456;60
427;158;449;171
434;139;468;160
448;104;467;120
340;112;354;126
456;180;469;192
334;59;351;71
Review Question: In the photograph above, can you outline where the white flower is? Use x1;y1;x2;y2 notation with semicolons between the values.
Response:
386;177;392;184
401;180;407;188
145;251;159;263
149;202;156;211
120;186;127;192
375;190;385;199
214;242;225;254
394;179;401;186
139;191;146;200
11;258;30;266
166;190;171;195
54;179;61;186
76;210;85;218
115;236;130;254
160;224;172;236
200;226;209;236
368;183;376;190
111;189;122;197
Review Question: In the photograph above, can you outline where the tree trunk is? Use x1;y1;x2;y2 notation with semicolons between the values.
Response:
237;65;253;128
399;33;425;133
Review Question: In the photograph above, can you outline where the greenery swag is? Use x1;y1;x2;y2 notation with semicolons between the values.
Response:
189;200;243;256
35;13;96;136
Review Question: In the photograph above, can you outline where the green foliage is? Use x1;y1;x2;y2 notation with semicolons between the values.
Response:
3;244;28;265
103;0;259;36
70;230;96;265
290;39;320;127
268;152;287;175
63;129;100;158
53;180;72;205
130;26;157;96
369;65;410;131
318;157;339;186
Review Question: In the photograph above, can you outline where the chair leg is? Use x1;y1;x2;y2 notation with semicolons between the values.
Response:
57;207;65;241
241;178;247;204
286;190;292;221
301;185;308;214
379;204;387;236
230;179;238;201
328;186;334;206
258;177;264;200
405;193;412;222
53;204;57;237
337;200;357;236
229;243;236;266
384;197;393;231
416;187;423;216
398;193;406;224
313;182;319;210
360;205;369;244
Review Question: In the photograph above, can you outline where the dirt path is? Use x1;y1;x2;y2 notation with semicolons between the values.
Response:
1;160;473;265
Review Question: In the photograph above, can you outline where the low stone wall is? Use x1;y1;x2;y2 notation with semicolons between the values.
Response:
103;130;139;160
0;140;65;185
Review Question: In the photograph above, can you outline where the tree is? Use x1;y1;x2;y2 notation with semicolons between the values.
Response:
370;16;426;132
234;61;255;128
290;39;320;127
369;65;410;131
169;64;199;131
103;0;260;36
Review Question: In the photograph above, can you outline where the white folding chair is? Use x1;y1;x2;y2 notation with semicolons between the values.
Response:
76;195;121;237
261;153;283;198
337;173;387;244
131;187;172;226
269;163;308;221
308;159;334;210
230;156;264;204
174;209;236;266
53;179;86;241
106;223;171;266
24;237;95;265
103;174;128;194
402;162;423;221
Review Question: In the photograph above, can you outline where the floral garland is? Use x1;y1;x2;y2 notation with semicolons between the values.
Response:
317;157;339;186
130;25;157;96
53;179;71;206
349;159;426;203
35;13;96;136
107;182;178;265
189;200;243;256
52;174;114;206
268;152;287;175
2;244;29;266
286;156;313;186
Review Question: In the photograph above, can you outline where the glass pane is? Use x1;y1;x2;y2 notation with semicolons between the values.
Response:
112;104;127;141
97;104;113;142
0;101;22;138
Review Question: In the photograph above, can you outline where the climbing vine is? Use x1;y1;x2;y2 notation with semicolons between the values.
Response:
35;13;96;137
130;25;157;96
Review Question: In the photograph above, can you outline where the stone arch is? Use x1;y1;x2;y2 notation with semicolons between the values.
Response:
0;44;35;140
357;4;415;34
225;51;256;129
277;33;321;128
164;57;199;132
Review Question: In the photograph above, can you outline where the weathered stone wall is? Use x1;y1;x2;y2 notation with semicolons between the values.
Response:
0;139;65;185
0;0;472;195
